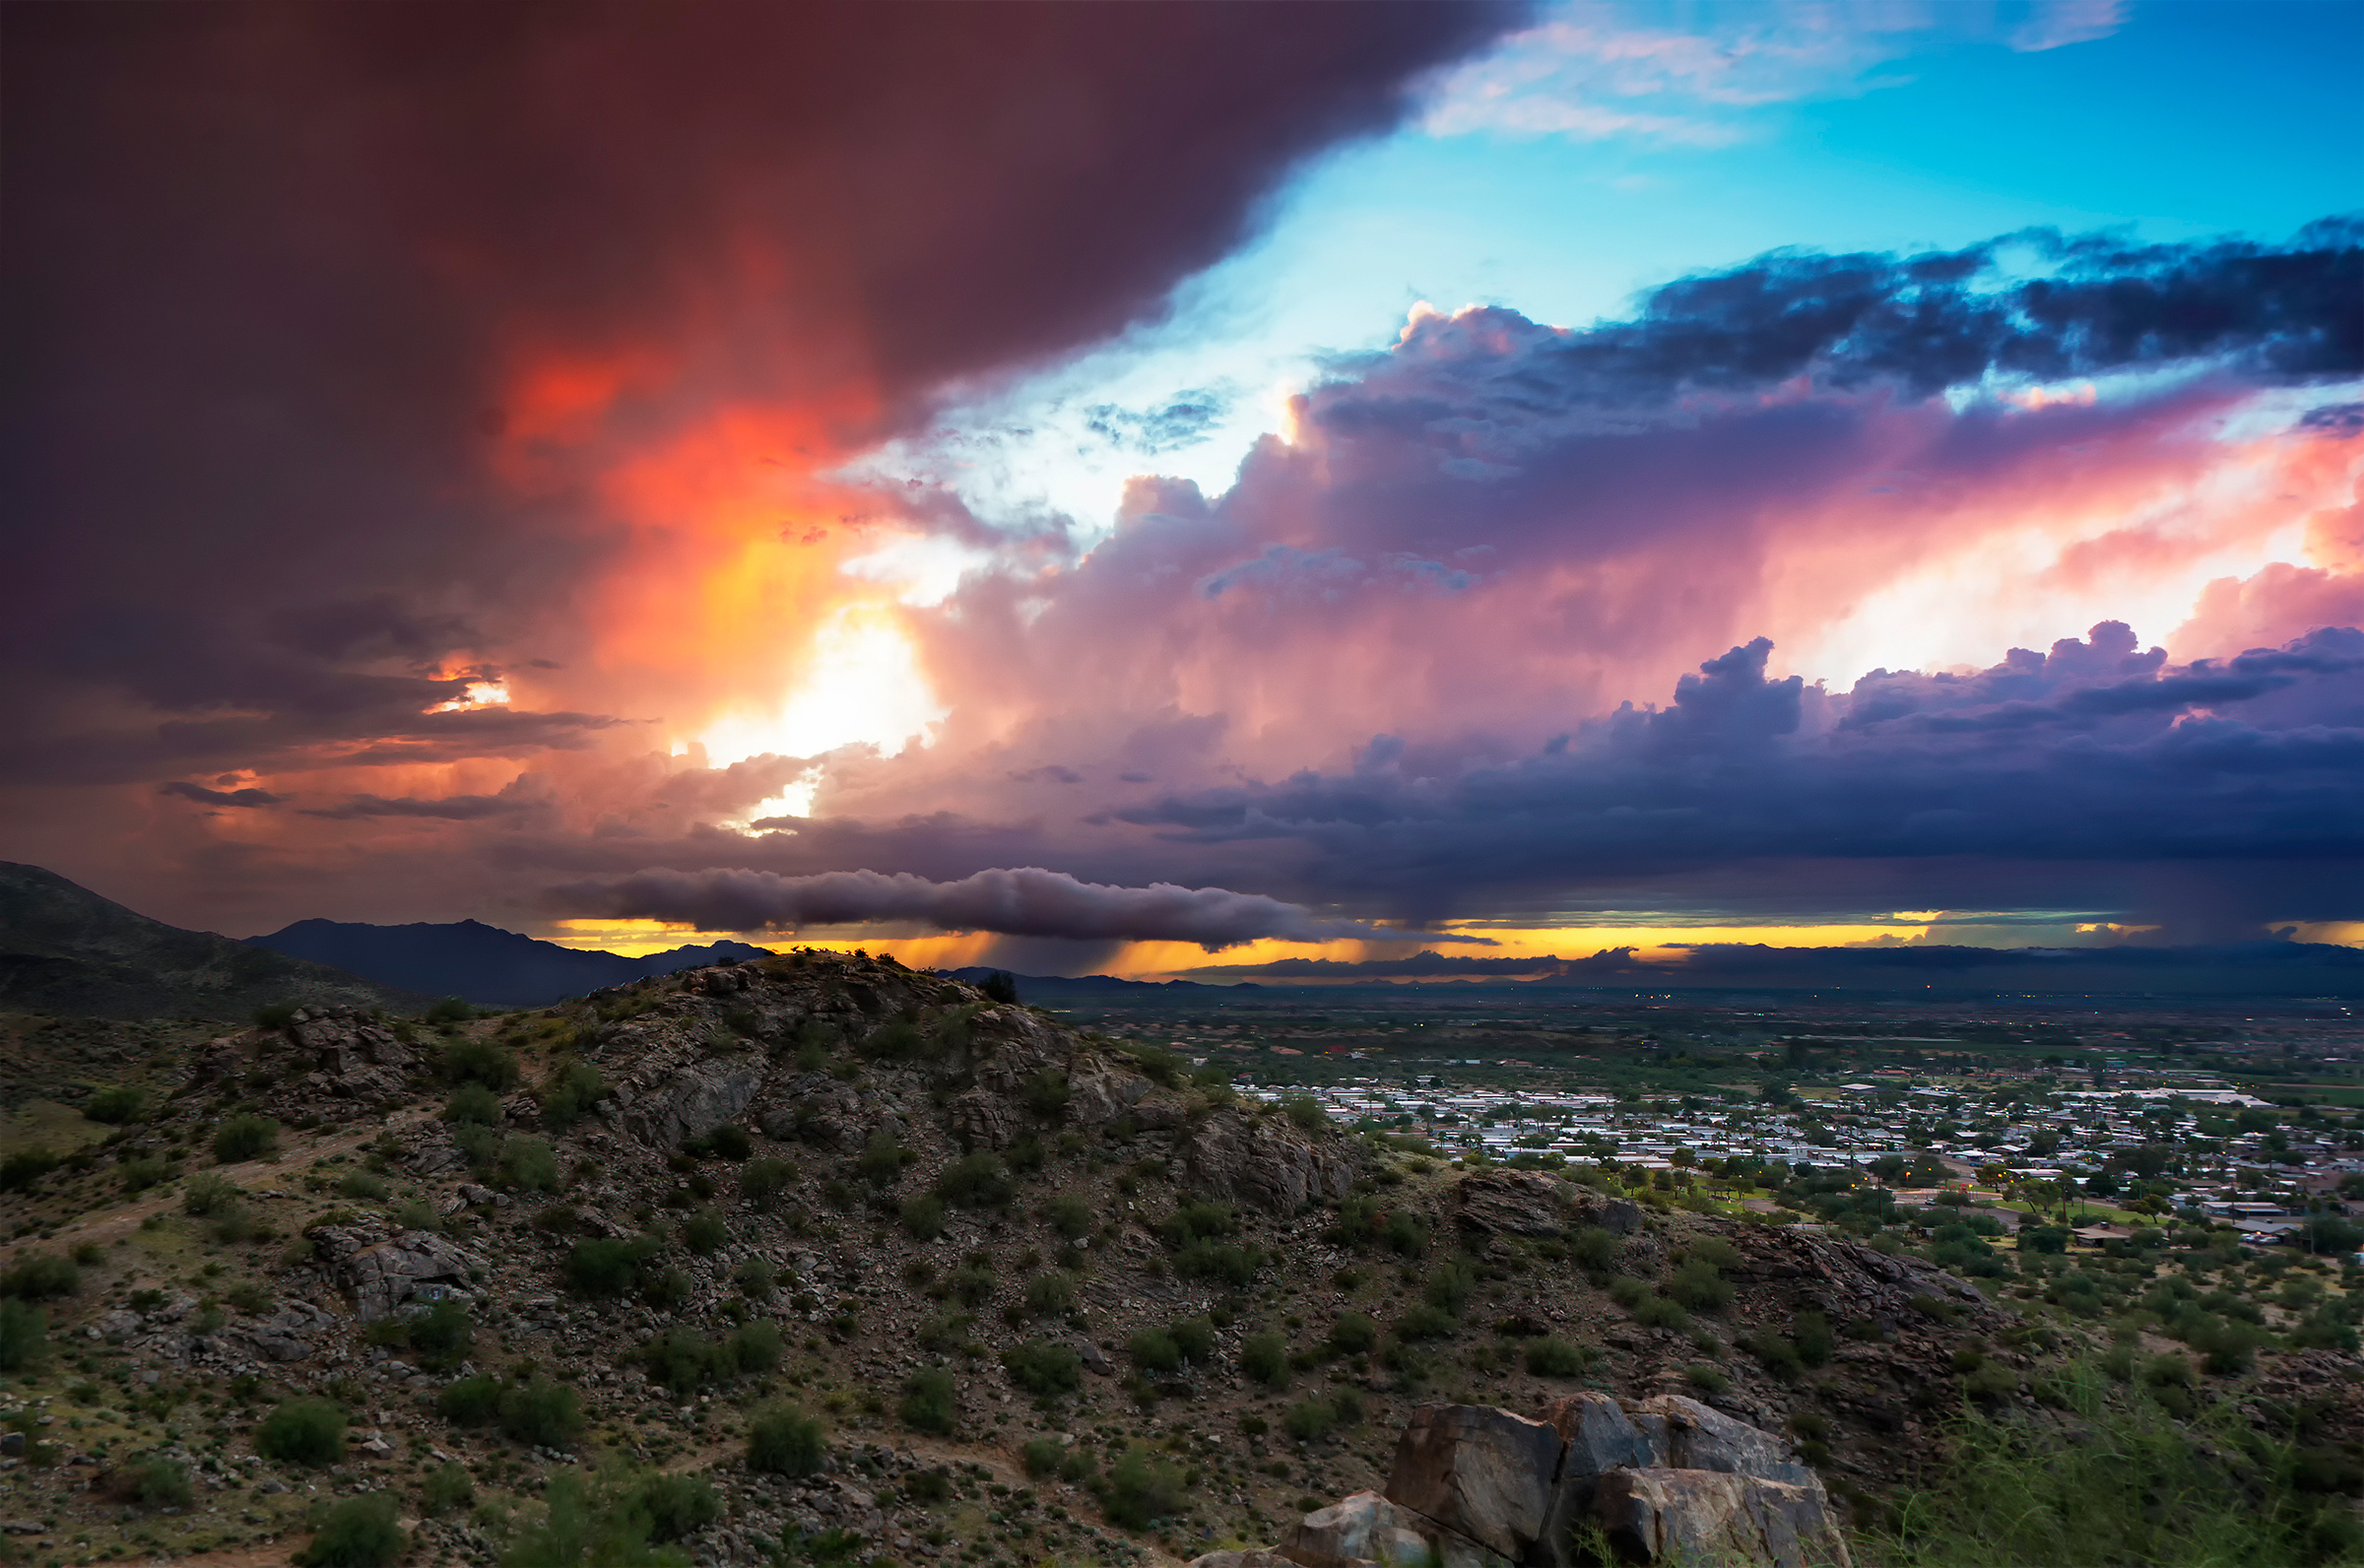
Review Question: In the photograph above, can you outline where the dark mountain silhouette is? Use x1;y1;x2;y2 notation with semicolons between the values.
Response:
0;861;423;1020
248;919;772;1007
944;966;1250;1002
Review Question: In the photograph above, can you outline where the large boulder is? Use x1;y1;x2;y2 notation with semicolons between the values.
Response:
609;1054;762;1149
946;1090;1017;1150
1384;1405;1563;1561
1184;1108;1357;1215
1281;1491;1509;1568
1454;1172;1572;1238
1631;1396;1817;1487
1568;1190;1644;1235
1593;1470;1850;1568
1187;1552;1297;1568
335;1229;478;1322
1534;1392;1659;1564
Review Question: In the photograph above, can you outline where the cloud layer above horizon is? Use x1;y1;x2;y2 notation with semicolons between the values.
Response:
4;4;2360;965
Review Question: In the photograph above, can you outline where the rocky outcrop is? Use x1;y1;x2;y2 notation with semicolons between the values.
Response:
945;1089;1018;1150
1185;1552;1298;1568
608;1047;762;1149
1263;1396;1844;1568
1454;1171;1574;1237
1594;1470;1848;1568
320;1227;479;1321
1385;1405;1562;1560
1721;1222;1988;1320
1184;1108;1357;1215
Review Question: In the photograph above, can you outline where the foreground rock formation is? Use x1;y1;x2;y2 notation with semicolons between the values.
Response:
1203;1394;1848;1568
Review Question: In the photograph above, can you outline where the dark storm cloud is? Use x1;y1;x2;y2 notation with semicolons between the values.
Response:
1;0;1523;783
303;775;553;822
159;781;285;809
1113;624;2364;931
551;865;1489;949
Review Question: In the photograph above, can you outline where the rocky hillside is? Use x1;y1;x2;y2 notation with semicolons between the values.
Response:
0;949;2351;1568
0;861;425;1021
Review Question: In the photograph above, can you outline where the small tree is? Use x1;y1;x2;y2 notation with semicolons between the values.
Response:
256;1398;347;1467
213;1114;281;1164
899;1367;958;1435
296;1492;404;1568
747;1405;827;1477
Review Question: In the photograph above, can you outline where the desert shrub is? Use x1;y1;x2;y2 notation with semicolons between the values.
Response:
1684;1364;1731;1396
1687;1236;1743;1271
631;1472;718;1542
1285;1399;1339;1441
1399;1303;1458;1339
422;1463;475;1518
936;1152;1013;1209
440;1037;519;1090
498;1136;559;1192
980;970;1020;1005
1020;1438;1064;1478
564;1235;660;1297
296;1492;404;1568
704;1124;752;1161
1571;1226;1621;1271
644;1267;692;1312
1525;1336;1592;1376
390;1298;474;1371
256;1398;347;1466
0;1148;58;1193
1171;1315;1216;1362
444;1083;503;1125
1608;1274;1651;1310
538;1063;608;1131
5;1300;56;1370
1023;1069;1070;1120
1240;1331;1290;1388
741;1157;793;1209
213;1114;281;1163
855;1134;911;1187
1425;1260;1477;1317
125;1458;192;1509
117;1154;172;1193
1633;1294;1690;1331
1740;1330;1806;1381
254;1003;300;1029
1043;1195;1092;1240
729;1320;783;1374
499;1374;583;1448
1003;1339;1082;1398
736;1258;777;1300
1102;1445;1185;1530
1329;1311;1379;1356
184;1171;243;1214
85;1085;147;1125
747;1405;827;1477
900;1367;958;1434
500;1469;680;1568
1794;1311;1835;1367
1161;1200;1238;1245
1020;1272;1075;1319
426;997;475;1025
0;1254;78;1301
644;1328;725;1397
1668;1258;1735;1312
338;1170;390;1200
1129;1328;1181;1374
904;1468;955;1504
437;1376;502;1426
1383;1209;1432;1257
898;1194;946;1241
682;1209;730;1254
1174;1240;1262;1286
394;1198;443;1232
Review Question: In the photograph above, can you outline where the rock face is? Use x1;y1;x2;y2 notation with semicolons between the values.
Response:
1385;1405;1563;1560
321;1227;479;1321
1268;1397;1844;1568
1183;1108;1357;1215
1453;1172;1574;1237
1186;1552;1298;1568
1594;1470;1848;1568
608;1048;763;1149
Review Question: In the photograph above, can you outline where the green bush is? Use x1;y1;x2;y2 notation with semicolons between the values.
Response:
1174;1240;1262;1285
422;1463;475;1517
1793;1311;1835;1367
1023;1070;1070;1120
1171;1316;1216;1362
501;1469;682;1568
426;997;475;1025
736;1258;777;1300
338;1170;390;1201
1525;1336;1592;1376
747;1405;827;1477
682;1209;729;1254
1280;1094;1331;1132
1400;1303;1458;1339
498;1136;559;1192
254;1003;300;1029
0;1148;58;1193
444;1083;503;1125
729;1320;783;1374
0;1300;48;1372
630;1472;718;1542
395;1198;441;1232
644;1328;725;1398
703;1124;752;1162
1129;1328;1181;1374
855;1134;911;1187
1740;1330;1805;1381
936;1152;1014;1209
1329;1311;1379;1356
498;1374;583;1449
128;1458;192;1509
1021;1273;1074;1319
118;1154;172;1194
1571;1226;1621;1270
1161;1200;1238;1245
1383;1209;1432;1257
565;1235;659;1297
1425;1260;1477;1318
1667;1258;1735;1312
296;1492;404;1568
1002;1339;1082;1398
899;1194;946;1240
1043;1195;1092;1240
407;1298;475;1371
1683;1363;1731;1396
84;1085;147;1125
440;1037;518;1090
900;1367;958;1434
1633;1294;1690;1331
213;1114;282;1164
256;1398;347;1466
539;1063;608;1131
437;1376;502;1427
1020;1437;1064;1478
741;1157;794;1209
1240;1331;1290;1388
1283;1399;1338;1442
1102;1445;1185;1530
0;1254;79;1301
644;1266;694;1311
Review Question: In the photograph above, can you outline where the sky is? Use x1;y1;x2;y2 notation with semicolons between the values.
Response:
4;0;2360;978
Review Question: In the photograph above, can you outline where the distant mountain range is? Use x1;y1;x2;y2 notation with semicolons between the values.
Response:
0;861;424;1021
248;919;772;1008
943;967;1250;1003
